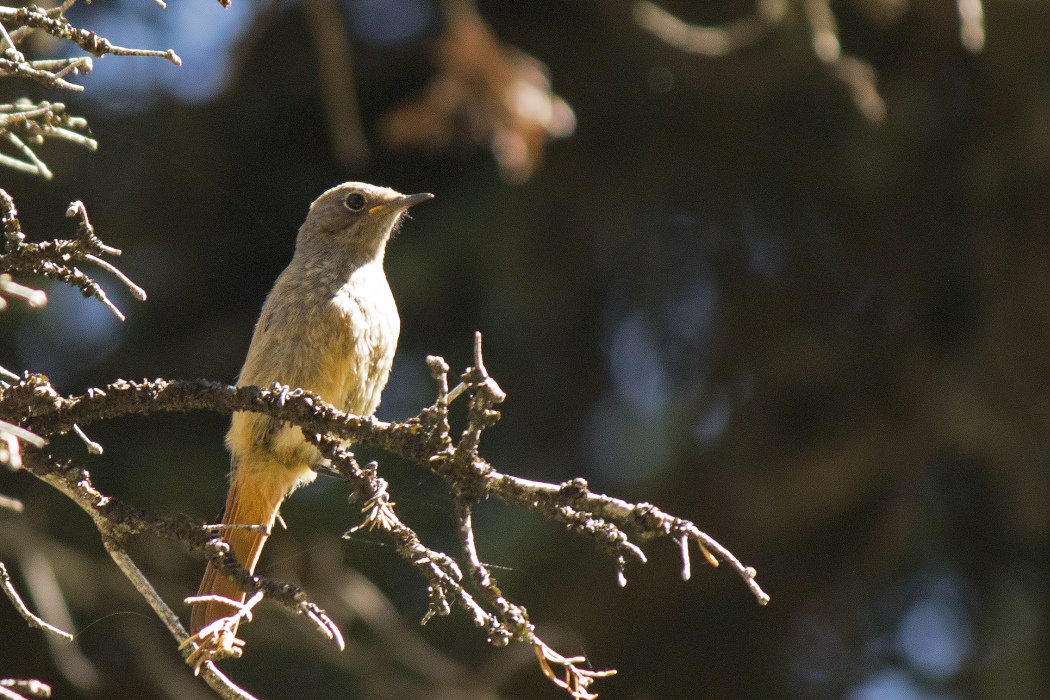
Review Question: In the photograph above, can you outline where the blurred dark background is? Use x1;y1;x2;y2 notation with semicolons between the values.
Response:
1;0;1048;698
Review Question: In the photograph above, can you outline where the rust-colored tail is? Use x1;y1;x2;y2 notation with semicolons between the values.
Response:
190;466;286;635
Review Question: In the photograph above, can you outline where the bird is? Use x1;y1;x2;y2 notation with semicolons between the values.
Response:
190;182;432;635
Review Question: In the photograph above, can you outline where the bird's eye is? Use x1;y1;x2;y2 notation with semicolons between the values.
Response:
344;193;366;211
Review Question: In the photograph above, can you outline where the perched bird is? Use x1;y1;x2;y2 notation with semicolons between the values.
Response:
190;182;432;635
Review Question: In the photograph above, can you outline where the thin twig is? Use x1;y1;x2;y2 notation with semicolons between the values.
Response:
0;494;23;512
0;561;74;641
0;6;182;66
958;0;985;52
84;254;147;301
0;685;31;700
0;20;24;62
102;541;260;700
0;418;45;447
299;0;370;168
0;275;47;308
71;424;102;455
633;0;886;124
2;132;51;178
0;680;52;700
633;0;786;57
0;151;43;175
200;523;269;534
19;550;100;691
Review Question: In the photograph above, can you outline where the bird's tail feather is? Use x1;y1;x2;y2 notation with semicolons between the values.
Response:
190;462;288;635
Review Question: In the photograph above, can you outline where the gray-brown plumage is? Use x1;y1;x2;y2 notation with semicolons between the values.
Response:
190;182;432;634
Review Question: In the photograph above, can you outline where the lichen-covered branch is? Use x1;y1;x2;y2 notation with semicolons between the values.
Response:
0;334;767;698
0;350;769;605
0;56;92;92
0;191;138;482
0;192;146;321
0;5;180;66
0;1;182;178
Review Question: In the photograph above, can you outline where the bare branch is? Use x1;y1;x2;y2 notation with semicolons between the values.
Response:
83;254;146;301
958;0;985;52
633;0;786;57
0;561;73;641
0;415;43;470
18;445;342;689
0;494;23;512
633;0;887;124
19;551;101;692
180;592;260;674
0;0;186;181
0;19;22;61
299;0;370;169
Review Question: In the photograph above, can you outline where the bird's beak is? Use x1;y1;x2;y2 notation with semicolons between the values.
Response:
369;192;434;215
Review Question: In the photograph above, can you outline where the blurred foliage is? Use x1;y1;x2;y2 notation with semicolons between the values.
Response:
1;0;1049;698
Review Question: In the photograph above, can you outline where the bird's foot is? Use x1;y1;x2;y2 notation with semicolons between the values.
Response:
181;591;263;674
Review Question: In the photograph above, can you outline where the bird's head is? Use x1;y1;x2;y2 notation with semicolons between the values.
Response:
297;182;433;264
